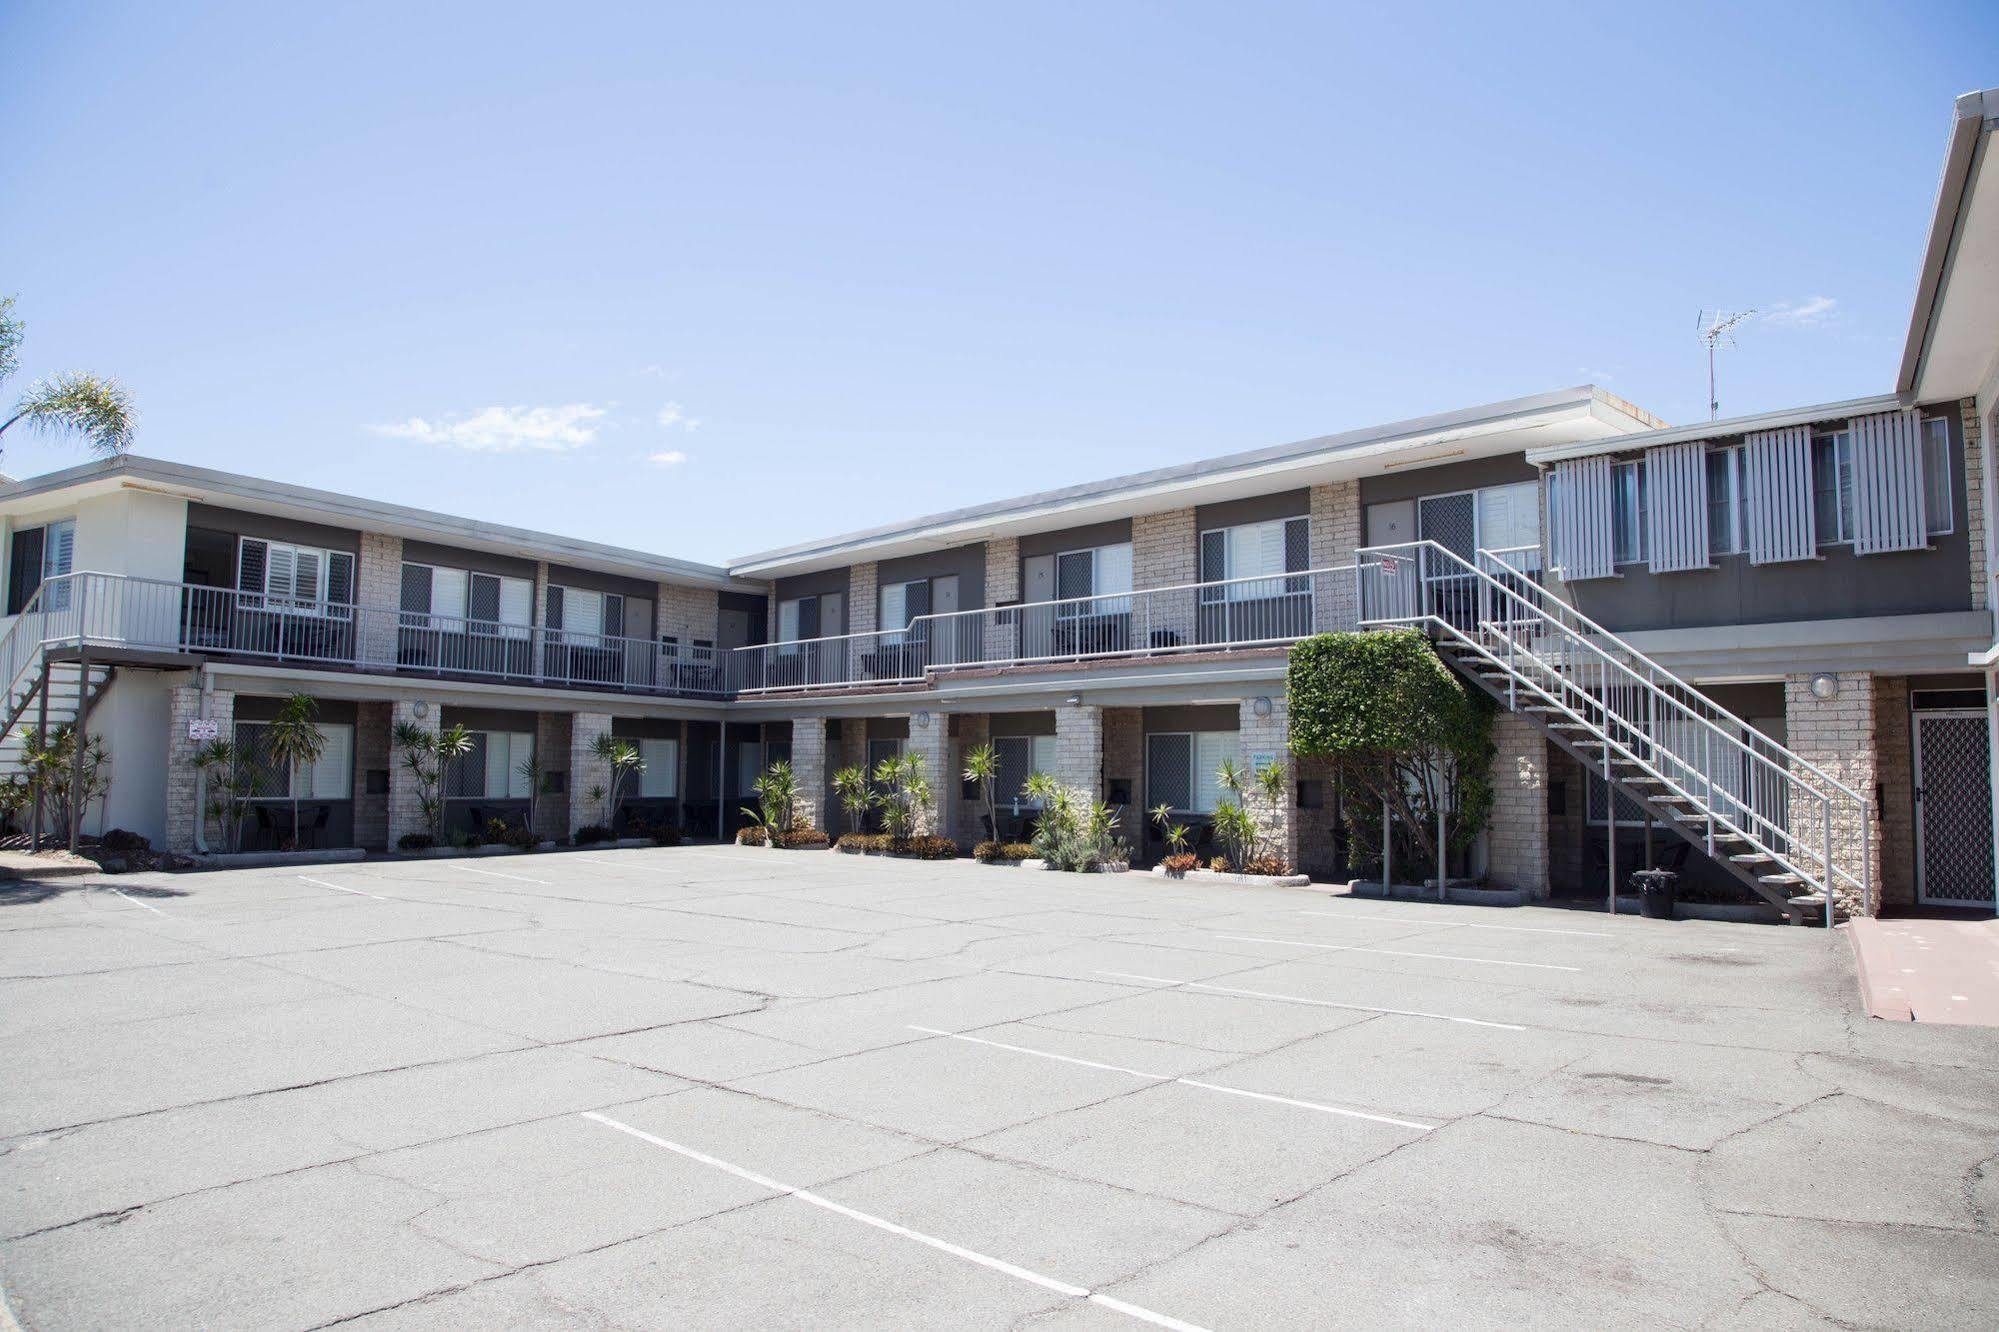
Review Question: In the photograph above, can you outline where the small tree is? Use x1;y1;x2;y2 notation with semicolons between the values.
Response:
0;295;137;462
872;751;930;840
742;761;800;843
1149;802;1191;857
962;742;1001;843
1211;757;1292;870
393;721;474;843
592;733;644;828
832;764;875;836
262;694;326;850
1287;629;1495;882
516;752;545;840
22;722;109;847
192;739;253;853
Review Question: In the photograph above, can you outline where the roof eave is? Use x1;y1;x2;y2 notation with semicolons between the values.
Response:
1896;88;1998;399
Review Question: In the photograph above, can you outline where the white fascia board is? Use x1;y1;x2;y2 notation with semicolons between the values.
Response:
0;456;760;593
1525;393;1908;466
1898;89;1999;399
730;386;1661;576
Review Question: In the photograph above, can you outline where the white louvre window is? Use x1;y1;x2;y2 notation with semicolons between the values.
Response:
309;724;354;799
1204;518;1307;602
562;587;605;646
778;598;801;643
1812;429;1855;546
1548;456;1615;580
498;576;533;638
1743;424;1816;564
639;738;679;797
433;567;469;626
1644;442;1709;574
1610;462;1647;565
1921;415;1953;538
1148;731;1235;813
881;582;906;634
38;519;76;611
1851;409;1929;555
1475;482;1539;555
243;539;350;615
1706;448;1742;557
1194;731;1231;811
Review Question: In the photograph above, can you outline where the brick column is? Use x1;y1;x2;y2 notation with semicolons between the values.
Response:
789;716;830;833
353;701;392;851
388;698;439;847
848;562;879;681
1486;713;1549;898
908;710;951;836
983;537;1019;662
1053;703;1103;808
534;711;572;842
356;533;402;666
1784;672;1880;918
1134;508;1196;649
570;712;613;835
166;684;234;854
1873;676;1915;912
1238;696;1298;871
532;562;551;680
1102;706;1143;845
1310;480;1361;631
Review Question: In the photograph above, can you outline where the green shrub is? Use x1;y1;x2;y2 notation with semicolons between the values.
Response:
736;826;767;846
837;832;887;852
974;840;1036;863
100;828;149;852
397;832;436;852
889;835;957;860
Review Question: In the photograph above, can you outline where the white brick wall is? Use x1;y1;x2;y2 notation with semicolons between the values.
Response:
657;581;720;646
1238;697;1297;870
908;711;950;836
983;538;1019;661
357;533;402;664
1486;712;1549;898
1784;672;1881;918
789;716;829;832
1309;481;1361;630
1052;703;1102;807
387;698;439;847
1134;508;1196;645
570;712;613;834
1963;397;1986;611
166;684;233;854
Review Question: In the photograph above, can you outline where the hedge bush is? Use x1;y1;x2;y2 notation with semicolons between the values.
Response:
836;832;956;858
974;840;1037;863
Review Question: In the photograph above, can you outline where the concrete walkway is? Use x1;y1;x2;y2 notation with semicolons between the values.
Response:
1851;914;1999;1024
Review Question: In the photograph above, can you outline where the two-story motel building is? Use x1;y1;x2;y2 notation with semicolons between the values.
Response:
2;88;1996;921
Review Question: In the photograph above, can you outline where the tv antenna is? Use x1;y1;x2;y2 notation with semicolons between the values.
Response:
1696;308;1755;421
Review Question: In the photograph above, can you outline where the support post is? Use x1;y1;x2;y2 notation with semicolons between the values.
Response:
1605;752;1617;915
68;650;89;853
31;651;49;852
1381;795;1392;892
1989;667;1999;919
1435;774;1447;901
717;719;728;842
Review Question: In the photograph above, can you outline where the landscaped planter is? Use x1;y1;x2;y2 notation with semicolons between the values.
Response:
1154;865;1312;888
398;843;523;860
1349;879;1521;906
190;848;368;869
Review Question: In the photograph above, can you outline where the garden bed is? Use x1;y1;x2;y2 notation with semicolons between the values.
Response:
1153;865;1311;888
191;847;369;869
1349;879;1522;906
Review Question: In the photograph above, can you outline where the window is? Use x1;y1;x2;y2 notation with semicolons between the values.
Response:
639;738;680;798
1144;731;1234;813
233;720;355;800
240;538;354;617
1055;542;1132;615
1921;415;1953;537
7;518;74;614
1706;447;1743;557
1200;517;1308;601
992;734;1056;802
880;578;931;641
401;564;531;636
1474;482;1540;555
547;585;624;646
1610;462;1647;565
447;731;534;799
777;593;840;644
1812;428;1855;546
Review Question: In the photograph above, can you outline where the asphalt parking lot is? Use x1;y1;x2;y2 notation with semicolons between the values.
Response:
2;848;1996;1330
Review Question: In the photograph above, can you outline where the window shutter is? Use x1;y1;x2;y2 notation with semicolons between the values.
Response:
328;552;354;607
499;577;532;634
1549;457;1615;580
1744;425;1815;564
431;567;468;624
880;582;907;632
238;539;269;598
484;731;511;797
1193;732;1230;813
1644;442;1710;573
1852;408;1927;555
1144;733;1192;811
468;573;501;625
268;545;299;605
310;725;352;799
400;564;433;615
44;521;75;578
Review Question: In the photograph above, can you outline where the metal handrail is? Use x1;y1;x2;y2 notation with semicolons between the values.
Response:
1359;541;1868;917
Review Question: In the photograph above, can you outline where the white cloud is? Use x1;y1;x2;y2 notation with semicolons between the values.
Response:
369;403;606;452
1763;296;1838;329
656;401;701;432
649;450;689;466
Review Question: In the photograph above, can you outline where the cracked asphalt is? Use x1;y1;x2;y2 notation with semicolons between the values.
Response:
1;847;1995;1330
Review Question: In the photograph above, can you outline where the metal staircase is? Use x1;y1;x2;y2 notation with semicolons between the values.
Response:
1356;541;1871;925
0;582;118;801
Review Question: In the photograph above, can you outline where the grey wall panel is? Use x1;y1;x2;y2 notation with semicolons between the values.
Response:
1359;455;1538;506
1017;519;1133;560
1196;488;1310;531
187;503;361;555
403;540;538;581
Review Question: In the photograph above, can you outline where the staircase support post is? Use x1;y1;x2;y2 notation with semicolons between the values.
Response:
1435;782;1447;901
30;651;48;853
1604;749;1616;915
67;650;89;854
1381;796;1391;892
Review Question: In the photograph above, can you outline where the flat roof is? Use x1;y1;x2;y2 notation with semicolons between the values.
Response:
1524;393;1908;465
731;386;1664;576
0;455;761;593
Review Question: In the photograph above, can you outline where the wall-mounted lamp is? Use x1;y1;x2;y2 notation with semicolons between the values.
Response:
913;711;931;730
1809;674;1839;701
413;700;431;718
1064;694;1083;707
1252;696;1273;718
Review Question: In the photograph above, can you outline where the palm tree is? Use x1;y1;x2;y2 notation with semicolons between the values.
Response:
0;296;136;460
192;739;252;853
591;733;644;827
262;694;326;849
961;742;1000;843
832;764;875;836
393;720;474;842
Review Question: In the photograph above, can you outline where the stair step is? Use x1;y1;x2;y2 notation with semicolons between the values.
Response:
1728;853;1775;864
1759;873;1805;885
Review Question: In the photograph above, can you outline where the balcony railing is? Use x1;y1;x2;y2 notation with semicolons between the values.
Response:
729;565;1359;695
4;572;727;698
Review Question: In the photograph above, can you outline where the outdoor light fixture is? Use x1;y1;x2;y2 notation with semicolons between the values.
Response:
414;700;431;718
1065;694;1082;706
1252;696;1273;718
1810;674;1839;701
913;711;931;729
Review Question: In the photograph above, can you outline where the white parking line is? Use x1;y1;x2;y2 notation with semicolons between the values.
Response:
907;1025;1432;1131
297;875;388;901
1096;970;1526;1031
1216;934;1582;973
581;1112;1210;1331
449;863;551;885
1298;910;1611;939
106;887;167;916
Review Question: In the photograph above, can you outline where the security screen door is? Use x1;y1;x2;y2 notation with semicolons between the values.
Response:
1417;492;1477;627
1914;711;1996;906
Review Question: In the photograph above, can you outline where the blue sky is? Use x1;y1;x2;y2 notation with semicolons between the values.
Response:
3;2;1994;566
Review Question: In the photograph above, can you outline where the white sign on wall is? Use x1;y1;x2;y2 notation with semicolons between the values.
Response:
186;718;220;743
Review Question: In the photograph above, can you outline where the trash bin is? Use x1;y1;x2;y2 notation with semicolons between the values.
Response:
1631;869;1678;920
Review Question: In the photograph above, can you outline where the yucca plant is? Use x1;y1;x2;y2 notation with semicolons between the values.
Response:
591;733;644;828
393;721;474;842
872;751;930;840
962;742;1001;843
741;760;800;843
261;694;326;850
0;296;136;461
832;764;875;836
191;739;251;853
